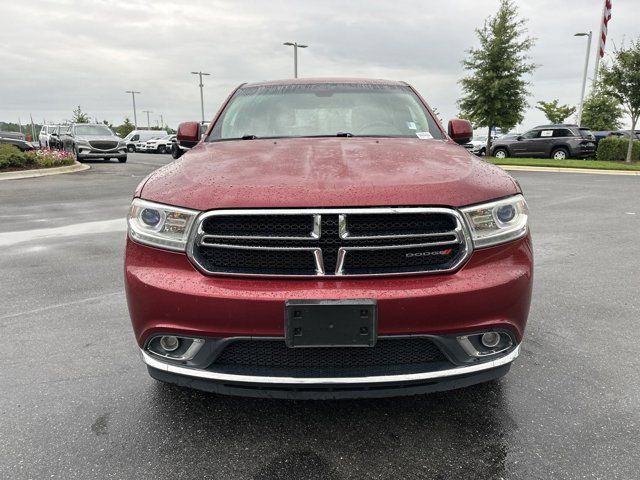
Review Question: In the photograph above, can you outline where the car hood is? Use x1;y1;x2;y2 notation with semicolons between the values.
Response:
140;138;519;210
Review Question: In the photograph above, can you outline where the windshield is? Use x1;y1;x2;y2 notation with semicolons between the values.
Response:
208;83;443;141
74;125;113;136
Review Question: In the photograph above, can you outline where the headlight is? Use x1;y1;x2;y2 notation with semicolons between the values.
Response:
460;194;528;248
128;198;199;251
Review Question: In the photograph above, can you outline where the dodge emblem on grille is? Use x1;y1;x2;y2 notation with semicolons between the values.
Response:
406;248;453;258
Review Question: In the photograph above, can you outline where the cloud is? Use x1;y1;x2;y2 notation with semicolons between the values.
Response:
0;0;638;129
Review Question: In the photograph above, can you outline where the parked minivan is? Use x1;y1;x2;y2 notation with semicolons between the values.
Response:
123;130;169;152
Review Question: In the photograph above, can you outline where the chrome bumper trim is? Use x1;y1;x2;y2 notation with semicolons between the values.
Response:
140;344;520;385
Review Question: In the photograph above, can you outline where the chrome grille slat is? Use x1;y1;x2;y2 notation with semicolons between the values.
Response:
186;208;472;277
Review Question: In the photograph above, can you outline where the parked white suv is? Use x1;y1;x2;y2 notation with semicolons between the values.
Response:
143;134;176;154
38;125;57;148
122;130;169;152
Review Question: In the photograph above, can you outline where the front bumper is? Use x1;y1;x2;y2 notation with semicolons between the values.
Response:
77;148;127;158
143;345;518;399
125;235;532;396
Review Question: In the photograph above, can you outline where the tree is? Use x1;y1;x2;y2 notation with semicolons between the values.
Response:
459;0;536;153
581;85;623;131
116;117;135;137
535;100;576;124
70;105;90;123
599;39;640;162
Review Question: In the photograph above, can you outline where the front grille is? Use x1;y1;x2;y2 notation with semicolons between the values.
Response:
89;140;118;150
189;208;469;276
202;214;316;238
212;337;448;376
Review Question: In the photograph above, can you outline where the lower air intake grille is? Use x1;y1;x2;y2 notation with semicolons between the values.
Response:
214;337;447;369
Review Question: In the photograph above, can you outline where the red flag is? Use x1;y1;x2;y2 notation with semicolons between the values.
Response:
599;0;612;58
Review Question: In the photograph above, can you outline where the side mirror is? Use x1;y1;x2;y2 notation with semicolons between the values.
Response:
516;136;523;141
177;121;200;148
447;118;473;145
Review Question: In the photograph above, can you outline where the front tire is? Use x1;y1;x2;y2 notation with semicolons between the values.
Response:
551;148;568;160
158;145;166;154
118;156;127;163
127;145;136;153
493;148;508;159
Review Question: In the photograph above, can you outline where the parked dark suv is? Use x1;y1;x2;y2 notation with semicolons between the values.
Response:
491;124;596;160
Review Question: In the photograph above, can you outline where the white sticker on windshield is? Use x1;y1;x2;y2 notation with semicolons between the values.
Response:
406;121;417;130
540;130;553;137
416;131;433;139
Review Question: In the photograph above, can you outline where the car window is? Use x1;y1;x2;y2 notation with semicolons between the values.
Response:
209;83;444;141
553;129;574;138
539;130;553;138
521;130;539;139
131;134;139;141
578;128;593;139
74;125;113;136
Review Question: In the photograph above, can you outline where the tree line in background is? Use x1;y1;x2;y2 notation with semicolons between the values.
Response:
459;0;640;162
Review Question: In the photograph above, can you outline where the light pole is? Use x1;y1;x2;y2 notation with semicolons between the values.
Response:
574;31;592;126
142;110;152;129
159;113;164;130
125;90;140;129
191;71;211;124
283;42;308;78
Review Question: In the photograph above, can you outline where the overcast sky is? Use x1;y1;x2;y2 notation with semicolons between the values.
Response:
1;0;638;130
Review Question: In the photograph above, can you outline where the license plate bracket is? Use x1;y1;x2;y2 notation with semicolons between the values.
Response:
285;299;377;348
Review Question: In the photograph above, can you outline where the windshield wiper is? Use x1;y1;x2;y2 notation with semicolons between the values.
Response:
336;132;353;137
241;135;258;140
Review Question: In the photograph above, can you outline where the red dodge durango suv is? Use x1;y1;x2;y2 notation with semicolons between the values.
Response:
125;78;533;399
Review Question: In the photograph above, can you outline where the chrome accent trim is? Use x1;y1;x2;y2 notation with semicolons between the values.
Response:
140;344;520;385
338;213;459;241
335;223;466;275
186;207;474;278
200;213;321;241
147;337;205;361
199;243;325;275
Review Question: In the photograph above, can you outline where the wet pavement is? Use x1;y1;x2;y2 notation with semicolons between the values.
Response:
1;154;639;479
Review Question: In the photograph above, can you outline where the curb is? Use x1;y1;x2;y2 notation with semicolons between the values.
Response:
0;161;90;181
495;164;640;176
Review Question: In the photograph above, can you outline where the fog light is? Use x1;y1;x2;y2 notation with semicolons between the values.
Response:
481;332;501;348
159;335;179;352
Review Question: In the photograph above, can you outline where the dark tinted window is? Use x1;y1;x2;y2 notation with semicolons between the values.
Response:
553;129;574;138
522;130;540;139
578;128;594;139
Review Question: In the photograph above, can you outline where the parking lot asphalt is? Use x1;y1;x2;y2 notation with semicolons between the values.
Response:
1;153;639;479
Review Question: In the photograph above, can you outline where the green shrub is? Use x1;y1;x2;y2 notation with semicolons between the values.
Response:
596;136;640;161
0;145;75;171
0;144;29;169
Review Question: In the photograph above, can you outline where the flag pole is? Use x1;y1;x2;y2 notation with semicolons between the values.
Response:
593;0;610;84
